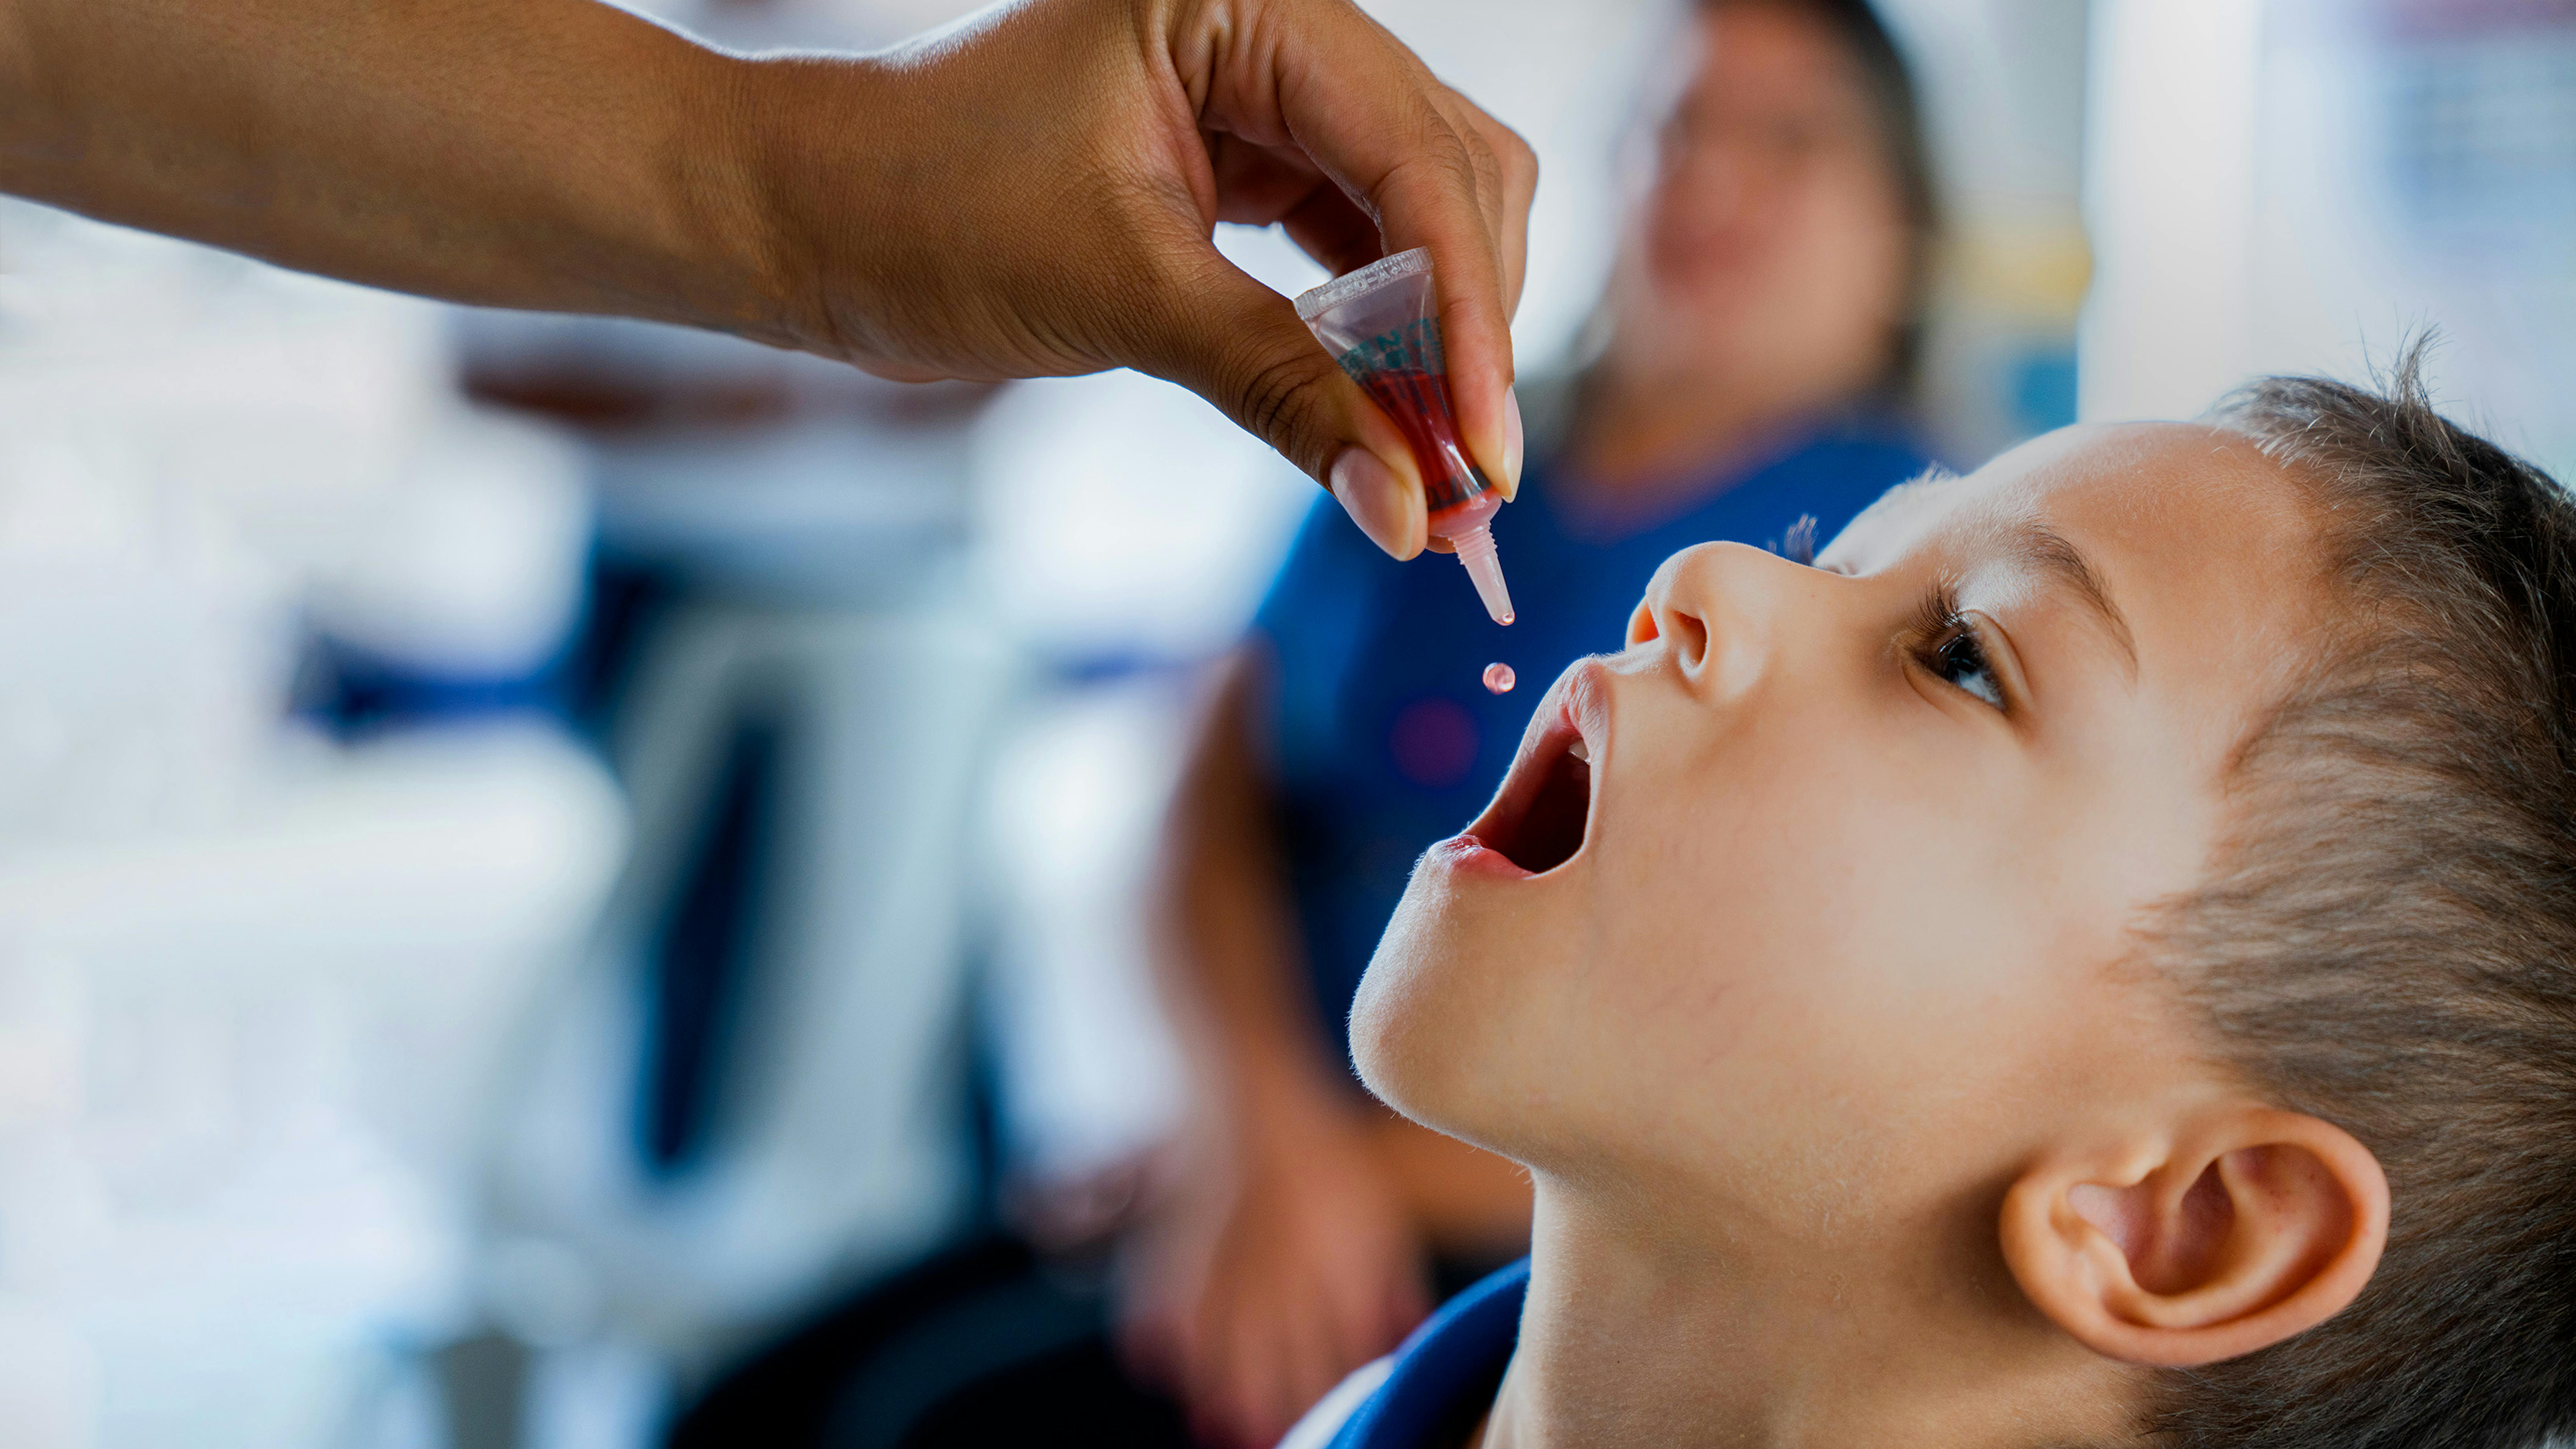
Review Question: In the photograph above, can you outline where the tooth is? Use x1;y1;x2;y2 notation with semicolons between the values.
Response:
1568;738;1590;762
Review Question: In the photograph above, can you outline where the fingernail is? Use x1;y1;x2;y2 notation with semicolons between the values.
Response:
1501;387;1525;500
1331;448;1422;560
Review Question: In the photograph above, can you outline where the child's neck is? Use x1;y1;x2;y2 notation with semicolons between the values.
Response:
1470;1182;2140;1449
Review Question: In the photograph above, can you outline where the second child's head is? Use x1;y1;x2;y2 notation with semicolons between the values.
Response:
1355;351;2576;1446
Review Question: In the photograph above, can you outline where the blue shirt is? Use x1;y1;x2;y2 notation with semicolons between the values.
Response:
1248;422;1932;1060
1307;1259;1531;1449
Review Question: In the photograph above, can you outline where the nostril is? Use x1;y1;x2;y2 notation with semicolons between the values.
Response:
1665;610;1710;670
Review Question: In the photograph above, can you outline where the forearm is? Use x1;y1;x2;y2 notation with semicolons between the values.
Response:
1152;650;1350;1124
0;0;800;340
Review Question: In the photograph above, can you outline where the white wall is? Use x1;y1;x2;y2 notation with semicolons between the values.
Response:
2077;0;2265;422
2081;0;2576;478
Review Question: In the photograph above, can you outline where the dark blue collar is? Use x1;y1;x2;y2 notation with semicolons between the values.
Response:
1330;1259;1530;1449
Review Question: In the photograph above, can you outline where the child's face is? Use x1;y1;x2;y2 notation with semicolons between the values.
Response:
1355;424;2328;1235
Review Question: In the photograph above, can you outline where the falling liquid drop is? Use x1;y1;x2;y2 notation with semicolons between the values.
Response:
1482;662;1516;694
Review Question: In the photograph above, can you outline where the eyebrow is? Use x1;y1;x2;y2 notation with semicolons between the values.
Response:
2008;521;2137;676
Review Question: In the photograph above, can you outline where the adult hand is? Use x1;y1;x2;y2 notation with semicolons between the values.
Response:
743;0;1536;559
2;0;1531;561
1122;1088;1430;1447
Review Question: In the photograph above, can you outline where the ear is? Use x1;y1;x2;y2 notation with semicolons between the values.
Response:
1999;1107;2389;1368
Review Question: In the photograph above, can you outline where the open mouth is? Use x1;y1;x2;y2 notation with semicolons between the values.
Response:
1463;663;1605;876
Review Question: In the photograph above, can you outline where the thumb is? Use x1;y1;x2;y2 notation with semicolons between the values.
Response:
1143;252;1430;561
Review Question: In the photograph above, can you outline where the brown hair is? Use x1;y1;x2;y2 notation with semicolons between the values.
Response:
2146;341;2576;1446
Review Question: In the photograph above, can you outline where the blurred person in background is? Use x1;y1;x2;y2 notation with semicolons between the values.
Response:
1132;1;1942;1443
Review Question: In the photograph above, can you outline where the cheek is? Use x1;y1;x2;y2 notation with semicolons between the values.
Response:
1354;680;2129;1187
1764;169;1908;313
1527;713;2069;1182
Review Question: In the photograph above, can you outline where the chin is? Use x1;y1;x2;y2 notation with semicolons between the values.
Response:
1348;868;1474;1122
1352;660;1609;1144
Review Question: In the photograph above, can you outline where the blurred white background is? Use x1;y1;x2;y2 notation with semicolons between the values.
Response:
2;1;2566;1446
2082;0;2576;484
0;203;625;1448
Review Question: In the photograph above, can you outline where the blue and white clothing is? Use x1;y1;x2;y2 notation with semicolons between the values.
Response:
1281;1259;1533;1449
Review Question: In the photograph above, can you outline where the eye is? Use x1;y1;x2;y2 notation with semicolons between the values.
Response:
1925;620;2005;710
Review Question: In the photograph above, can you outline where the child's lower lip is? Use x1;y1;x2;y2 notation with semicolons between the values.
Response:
1427;833;1535;880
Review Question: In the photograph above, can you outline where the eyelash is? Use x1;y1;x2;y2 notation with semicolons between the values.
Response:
1909;587;2007;711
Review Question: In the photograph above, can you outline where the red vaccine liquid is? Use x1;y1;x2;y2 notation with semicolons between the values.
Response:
1351;366;1494;523
1350;367;1513;624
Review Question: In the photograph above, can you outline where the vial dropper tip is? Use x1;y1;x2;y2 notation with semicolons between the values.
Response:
1452;524;1514;627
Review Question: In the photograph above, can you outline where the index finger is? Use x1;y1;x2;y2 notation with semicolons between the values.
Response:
1389;96;1537;499
1185;0;1536;494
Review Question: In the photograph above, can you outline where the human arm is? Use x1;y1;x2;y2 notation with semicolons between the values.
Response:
1123;648;1530;1446
0;0;1533;558
0;0;778;341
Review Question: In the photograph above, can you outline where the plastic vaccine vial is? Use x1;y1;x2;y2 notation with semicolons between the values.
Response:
1296;249;1515;625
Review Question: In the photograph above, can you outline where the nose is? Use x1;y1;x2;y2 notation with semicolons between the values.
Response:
1626;541;1831;699
1666;135;1752;226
